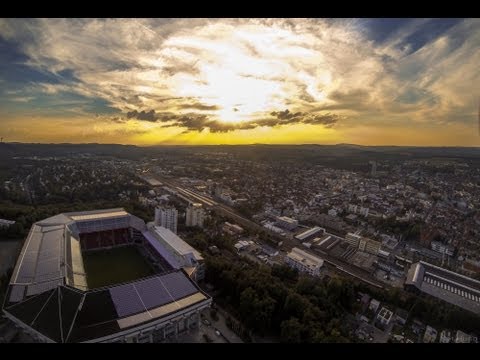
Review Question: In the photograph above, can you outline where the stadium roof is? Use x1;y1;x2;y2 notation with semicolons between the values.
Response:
151;226;203;261
4;270;209;342
405;261;480;315
6;209;146;303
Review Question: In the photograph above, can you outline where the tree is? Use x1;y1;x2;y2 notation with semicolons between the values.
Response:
280;317;302;343
284;292;310;319
271;264;298;283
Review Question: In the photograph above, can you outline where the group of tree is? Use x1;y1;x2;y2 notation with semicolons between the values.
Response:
202;246;480;342
204;255;356;342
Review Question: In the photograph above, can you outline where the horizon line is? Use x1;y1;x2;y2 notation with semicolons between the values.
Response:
1;141;480;148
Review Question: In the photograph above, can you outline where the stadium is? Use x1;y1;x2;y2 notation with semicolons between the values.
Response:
1;208;212;343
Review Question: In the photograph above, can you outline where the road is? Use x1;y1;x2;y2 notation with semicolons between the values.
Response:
157;176;285;241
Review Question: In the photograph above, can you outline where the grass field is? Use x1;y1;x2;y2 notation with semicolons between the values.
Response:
83;245;154;289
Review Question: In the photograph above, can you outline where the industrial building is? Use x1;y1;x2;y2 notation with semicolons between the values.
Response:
404;261;480;315
275;216;298;230
295;226;325;242
2;209;211;343
285;247;324;276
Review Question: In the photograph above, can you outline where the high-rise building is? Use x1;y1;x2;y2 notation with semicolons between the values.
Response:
370;161;377;176
186;203;205;228
155;206;178;233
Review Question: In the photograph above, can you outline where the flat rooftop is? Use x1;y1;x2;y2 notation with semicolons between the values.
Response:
295;226;324;240
277;216;297;223
286;247;324;269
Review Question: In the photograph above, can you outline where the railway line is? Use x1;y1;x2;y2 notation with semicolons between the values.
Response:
149;175;386;289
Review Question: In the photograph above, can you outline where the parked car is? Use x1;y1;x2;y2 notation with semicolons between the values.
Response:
215;330;221;336
203;319;211;326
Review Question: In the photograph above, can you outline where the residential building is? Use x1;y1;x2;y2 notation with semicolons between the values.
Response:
345;233;381;255
185;203;205;228
431;241;455;256
369;299;380;313
359;237;382;255
285;247;324;276
376;307;393;326
455;330;473;343
439;330;452;343
358;207;369;217
423;326;437;343
395;308;408;325
154;206;178;234
345;233;361;247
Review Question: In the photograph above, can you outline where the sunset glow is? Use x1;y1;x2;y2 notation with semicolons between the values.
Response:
0;18;479;145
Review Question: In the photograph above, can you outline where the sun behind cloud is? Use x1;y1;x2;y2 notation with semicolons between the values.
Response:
0;18;479;145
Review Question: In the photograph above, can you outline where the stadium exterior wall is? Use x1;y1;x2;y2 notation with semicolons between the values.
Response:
87;297;212;343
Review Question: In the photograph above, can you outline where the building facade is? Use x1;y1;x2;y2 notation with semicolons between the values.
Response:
345;232;381;255
186;203;205;228
285;247;324;276
154;206;178;234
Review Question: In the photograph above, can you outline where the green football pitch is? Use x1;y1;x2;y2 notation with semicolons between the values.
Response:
83;245;155;289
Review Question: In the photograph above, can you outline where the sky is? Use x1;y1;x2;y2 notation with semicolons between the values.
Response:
0;18;479;146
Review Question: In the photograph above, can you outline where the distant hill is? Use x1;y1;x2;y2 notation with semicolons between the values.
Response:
0;142;149;160
1;142;480;162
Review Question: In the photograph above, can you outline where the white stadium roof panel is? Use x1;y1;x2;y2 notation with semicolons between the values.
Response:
69;211;128;221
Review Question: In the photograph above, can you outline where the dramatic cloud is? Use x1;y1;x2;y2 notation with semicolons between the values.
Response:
126;109;157;122
119;107;342;133
0;18;479;145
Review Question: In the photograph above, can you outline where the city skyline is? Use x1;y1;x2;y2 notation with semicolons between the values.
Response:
1;18;479;146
